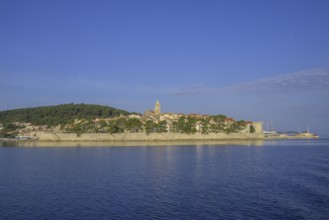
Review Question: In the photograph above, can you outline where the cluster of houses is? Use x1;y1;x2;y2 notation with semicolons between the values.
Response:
71;100;263;134
3;122;54;140
1;101;263;139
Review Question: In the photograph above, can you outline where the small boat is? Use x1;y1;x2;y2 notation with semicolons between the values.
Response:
293;132;319;139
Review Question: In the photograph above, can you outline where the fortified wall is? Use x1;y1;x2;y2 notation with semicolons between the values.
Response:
36;132;264;142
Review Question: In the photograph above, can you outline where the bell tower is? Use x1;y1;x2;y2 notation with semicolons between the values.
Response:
154;100;161;115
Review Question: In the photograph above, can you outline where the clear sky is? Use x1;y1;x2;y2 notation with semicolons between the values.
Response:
1;0;329;135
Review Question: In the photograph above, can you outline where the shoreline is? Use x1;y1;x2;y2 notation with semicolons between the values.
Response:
31;132;265;142
264;136;320;140
1;133;322;148
1;139;266;147
1;132;320;144
2;132;320;143
1;132;265;147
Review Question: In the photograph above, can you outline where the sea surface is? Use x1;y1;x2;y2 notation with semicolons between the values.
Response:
1;139;329;220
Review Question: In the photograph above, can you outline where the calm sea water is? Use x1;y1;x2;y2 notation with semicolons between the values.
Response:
1;139;329;220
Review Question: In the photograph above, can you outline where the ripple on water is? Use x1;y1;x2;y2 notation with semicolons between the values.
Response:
1;143;329;219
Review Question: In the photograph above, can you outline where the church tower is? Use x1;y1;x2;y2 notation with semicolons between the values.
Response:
154;100;161;115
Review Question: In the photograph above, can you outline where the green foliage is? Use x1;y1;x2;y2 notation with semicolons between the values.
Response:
98;119;107;128
199;119;210;134
3;123;21;131
173;116;197;134
157;120;168;133
0;104;130;126
125;118;143;133
65;119;95;134
226;120;247;133
0;123;21;138
145;120;168;134
107;118;126;134
209;115;227;132
250;125;255;133
170;114;248;134
144;120;157;134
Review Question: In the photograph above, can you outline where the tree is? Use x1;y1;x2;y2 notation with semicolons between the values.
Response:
107;118;126;134
173;116;197;134
144;120;157;134
0;103;130;126
227;120;246;133
210;115;227;132
250;125;255;133
125;118;143;133
97;119;108;132
156;120;168;133
144;120;168;134
199;118;210;134
0;123;20;138
98;119;107;128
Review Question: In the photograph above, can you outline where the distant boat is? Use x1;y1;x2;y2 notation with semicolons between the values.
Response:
296;126;320;138
263;123;319;139
294;132;319;138
263;130;278;137
264;120;278;137
264;131;277;135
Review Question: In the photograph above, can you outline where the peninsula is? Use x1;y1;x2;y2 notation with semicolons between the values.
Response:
0;101;264;142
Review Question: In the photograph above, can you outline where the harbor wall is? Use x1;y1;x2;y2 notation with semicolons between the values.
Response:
36;132;264;141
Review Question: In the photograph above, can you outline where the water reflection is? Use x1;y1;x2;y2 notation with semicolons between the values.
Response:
264;139;323;146
1;140;265;148
1;139;328;219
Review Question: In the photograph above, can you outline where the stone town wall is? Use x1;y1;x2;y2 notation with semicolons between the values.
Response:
36;132;264;141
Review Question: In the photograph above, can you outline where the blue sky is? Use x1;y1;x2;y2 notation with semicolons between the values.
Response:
1;0;329;134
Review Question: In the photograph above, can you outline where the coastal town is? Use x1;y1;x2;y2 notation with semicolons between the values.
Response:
0;101;264;141
0;101;319;142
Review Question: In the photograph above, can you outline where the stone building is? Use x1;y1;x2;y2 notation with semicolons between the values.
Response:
154;100;161;115
252;122;263;134
144;100;161;117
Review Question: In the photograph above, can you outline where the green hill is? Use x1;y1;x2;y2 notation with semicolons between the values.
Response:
0;103;131;126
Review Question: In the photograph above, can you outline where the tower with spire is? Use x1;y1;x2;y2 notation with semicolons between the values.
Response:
154;100;161;115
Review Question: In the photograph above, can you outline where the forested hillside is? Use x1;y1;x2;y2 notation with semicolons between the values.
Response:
0;104;130;126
